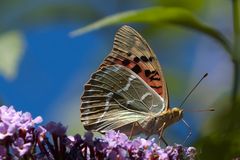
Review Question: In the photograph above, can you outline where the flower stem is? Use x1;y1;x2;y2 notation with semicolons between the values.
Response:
232;0;240;107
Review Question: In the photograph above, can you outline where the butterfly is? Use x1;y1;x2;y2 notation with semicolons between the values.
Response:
80;25;183;142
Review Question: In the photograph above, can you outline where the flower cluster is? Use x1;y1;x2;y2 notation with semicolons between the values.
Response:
0;105;42;158
0;106;197;159
97;130;196;160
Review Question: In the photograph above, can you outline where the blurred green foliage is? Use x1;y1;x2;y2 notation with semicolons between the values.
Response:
70;7;231;54
0;0;100;32
154;0;205;11
0;30;25;80
195;97;240;159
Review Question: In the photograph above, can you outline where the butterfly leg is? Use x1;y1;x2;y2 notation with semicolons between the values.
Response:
146;119;160;140
129;122;151;139
160;137;168;146
158;122;168;146
158;122;166;136
181;119;192;145
129;122;137;139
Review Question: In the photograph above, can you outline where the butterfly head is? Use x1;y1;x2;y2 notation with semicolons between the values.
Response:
152;107;183;133
171;107;183;122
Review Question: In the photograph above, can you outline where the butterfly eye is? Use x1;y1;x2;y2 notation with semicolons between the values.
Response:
172;107;179;112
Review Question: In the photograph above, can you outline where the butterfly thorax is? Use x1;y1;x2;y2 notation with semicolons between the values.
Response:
141;107;183;135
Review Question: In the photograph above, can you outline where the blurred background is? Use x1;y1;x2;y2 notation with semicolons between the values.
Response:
0;0;238;159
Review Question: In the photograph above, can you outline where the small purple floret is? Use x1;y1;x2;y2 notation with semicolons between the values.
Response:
12;137;32;157
44;121;67;136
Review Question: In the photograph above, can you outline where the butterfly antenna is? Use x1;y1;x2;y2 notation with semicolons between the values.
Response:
179;73;208;108
184;107;215;112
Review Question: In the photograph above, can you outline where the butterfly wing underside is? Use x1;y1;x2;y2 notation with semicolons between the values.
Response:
101;25;169;109
80;65;165;133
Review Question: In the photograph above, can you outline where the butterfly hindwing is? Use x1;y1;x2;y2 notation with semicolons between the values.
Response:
101;25;169;109
80;65;165;133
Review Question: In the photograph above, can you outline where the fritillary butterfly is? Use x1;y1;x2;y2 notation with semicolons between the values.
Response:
80;25;183;142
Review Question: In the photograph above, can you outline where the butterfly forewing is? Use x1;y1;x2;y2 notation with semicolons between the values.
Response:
81;65;165;133
101;25;169;109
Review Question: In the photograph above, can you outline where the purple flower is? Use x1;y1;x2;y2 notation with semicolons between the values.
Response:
0;106;197;159
117;147;128;159
12;137;32;157
127;138;142;158
165;145;179;160
108;150;117;160
158;151;169;160
0;105;42;139
186;147;197;160
103;130;129;148
16;112;42;130
0;145;6;158
84;131;94;146
94;138;108;152
35;126;47;141
65;135;75;148
44;121;67;136
0;106;18;124
0;122;16;140
140;138;153;148
100;130;198;159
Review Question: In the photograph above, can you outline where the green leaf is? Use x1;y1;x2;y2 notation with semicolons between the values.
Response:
70;7;232;54
0;30;25;80
0;1;100;33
